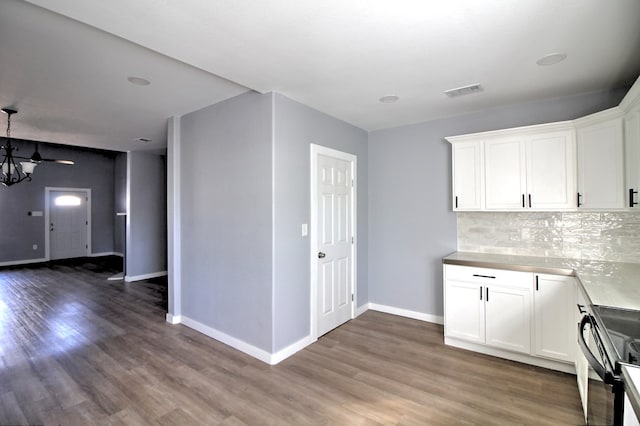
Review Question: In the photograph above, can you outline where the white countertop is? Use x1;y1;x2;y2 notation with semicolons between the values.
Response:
443;252;640;310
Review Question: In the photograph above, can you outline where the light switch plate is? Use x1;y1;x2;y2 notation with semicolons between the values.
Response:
301;223;308;237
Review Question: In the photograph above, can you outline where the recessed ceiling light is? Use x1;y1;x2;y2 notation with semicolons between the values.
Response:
135;137;152;143
444;83;483;98
127;76;151;86
379;95;399;103
536;53;568;66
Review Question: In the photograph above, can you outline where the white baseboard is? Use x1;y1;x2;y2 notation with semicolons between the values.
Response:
165;313;182;324
0;257;47;267
89;251;121;257
368;303;444;325
356;303;369;317
176;315;316;365
125;270;168;282
180;316;273;364
445;337;575;375
271;335;316;365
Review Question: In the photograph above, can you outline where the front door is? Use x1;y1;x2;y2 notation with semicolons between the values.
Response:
49;190;88;260
315;150;354;337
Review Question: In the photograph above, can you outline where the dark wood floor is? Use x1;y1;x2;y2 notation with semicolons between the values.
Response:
0;259;584;425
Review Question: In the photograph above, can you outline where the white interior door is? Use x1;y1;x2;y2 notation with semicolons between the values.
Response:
316;151;354;337
49;190;88;260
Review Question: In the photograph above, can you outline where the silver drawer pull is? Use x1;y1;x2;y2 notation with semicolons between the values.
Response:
473;274;496;279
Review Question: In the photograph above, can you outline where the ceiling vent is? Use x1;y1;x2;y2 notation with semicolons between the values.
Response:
444;83;483;98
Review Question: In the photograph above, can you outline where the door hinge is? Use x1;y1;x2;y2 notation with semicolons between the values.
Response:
351;236;354;244
351;294;354;301
86;220;88;225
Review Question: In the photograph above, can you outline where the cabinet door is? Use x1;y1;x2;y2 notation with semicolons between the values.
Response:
533;274;577;363
577;118;624;209
485;137;527;210
625;107;640;208
526;131;576;210
444;279;484;344
452;141;483;210
576;285;589;422
485;284;532;353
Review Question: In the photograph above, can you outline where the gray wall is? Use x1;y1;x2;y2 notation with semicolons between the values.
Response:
368;88;628;318
127;151;167;277
0;141;116;263
272;93;368;352
113;152;127;255
180;91;274;351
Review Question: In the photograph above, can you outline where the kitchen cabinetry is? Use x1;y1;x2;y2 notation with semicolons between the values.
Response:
625;104;640;208
576;285;589;423
484;129;576;210
444;265;532;354
576;115;624;209
447;123;576;211
533;273;576;363
451;141;483;210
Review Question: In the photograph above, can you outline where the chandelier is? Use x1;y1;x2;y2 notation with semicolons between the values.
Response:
1;108;36;187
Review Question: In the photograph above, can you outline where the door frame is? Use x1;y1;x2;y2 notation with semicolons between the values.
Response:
44;187;92;261
310;144;357;339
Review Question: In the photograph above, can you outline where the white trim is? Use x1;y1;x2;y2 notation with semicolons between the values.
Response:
369;303;444;325
356;303;369;317
180;315;315;365
0;257;47;267
124;270;167;282
620;74;640;113
88;251;121;257
444;337;575;374
181;316;273;364
445;120;574;143
310;144;357;340
165;313;182;324
44;187;92;261
271;335;316;365
167;116;182;320
271;93;277;348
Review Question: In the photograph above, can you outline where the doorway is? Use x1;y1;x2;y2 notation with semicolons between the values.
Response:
310;144;357;338
45;188;91;260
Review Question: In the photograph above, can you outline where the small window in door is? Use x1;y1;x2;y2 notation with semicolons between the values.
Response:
54;195;82;206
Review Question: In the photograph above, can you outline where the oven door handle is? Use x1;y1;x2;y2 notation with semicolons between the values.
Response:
578;314;608;381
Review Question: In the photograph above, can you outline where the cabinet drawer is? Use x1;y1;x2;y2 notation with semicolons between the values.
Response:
445;264;532;288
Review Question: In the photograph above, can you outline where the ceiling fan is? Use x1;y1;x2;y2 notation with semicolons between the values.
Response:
1;107;74;186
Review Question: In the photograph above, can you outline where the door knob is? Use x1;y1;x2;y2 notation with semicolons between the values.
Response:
318;252;326;259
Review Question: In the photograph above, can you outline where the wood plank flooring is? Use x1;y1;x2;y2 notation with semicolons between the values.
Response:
0;258;585;425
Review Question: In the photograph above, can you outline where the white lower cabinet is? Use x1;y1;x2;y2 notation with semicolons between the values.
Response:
444;264;577;371
533;273;577;362
444;265;532;355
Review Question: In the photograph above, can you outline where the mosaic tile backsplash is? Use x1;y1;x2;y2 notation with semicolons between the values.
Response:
457;212;640;263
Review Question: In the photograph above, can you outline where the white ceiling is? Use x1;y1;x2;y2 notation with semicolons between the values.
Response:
4;0;640;152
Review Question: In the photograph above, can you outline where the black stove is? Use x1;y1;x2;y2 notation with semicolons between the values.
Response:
592;305;640;366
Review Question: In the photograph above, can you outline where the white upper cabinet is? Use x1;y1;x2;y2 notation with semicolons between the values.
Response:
451;141;483;211
576;114;624;209
625;101;640;208
484;126;576;211
484;136;527;209
525;130;576;210
447;123;576;211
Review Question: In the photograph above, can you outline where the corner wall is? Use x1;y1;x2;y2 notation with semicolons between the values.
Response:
272;93;368;352
179;91;274;352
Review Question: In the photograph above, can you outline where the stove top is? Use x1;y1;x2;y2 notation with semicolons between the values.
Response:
592;305;640;366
